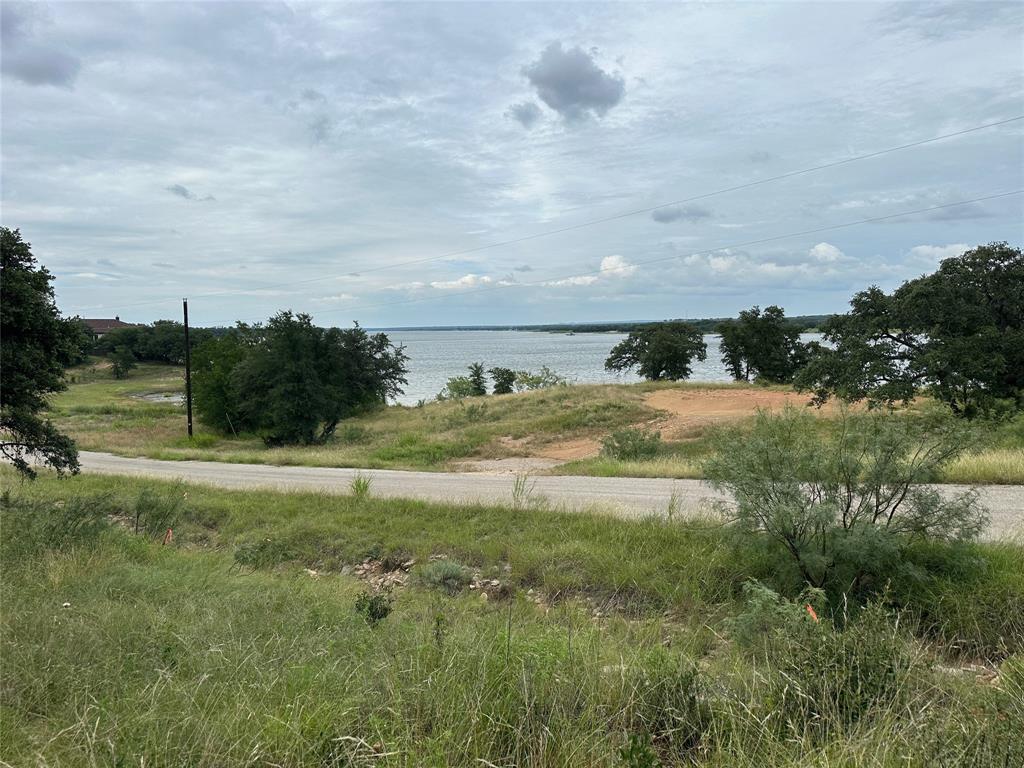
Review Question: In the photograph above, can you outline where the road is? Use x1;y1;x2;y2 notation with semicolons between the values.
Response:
77;451;1023;539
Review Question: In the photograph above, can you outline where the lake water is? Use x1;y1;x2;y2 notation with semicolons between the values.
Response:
384;330;821;405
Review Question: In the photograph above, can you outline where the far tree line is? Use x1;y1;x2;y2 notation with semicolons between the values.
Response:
2;224;1021;472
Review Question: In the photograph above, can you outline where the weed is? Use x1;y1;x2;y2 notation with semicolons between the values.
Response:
511;472;541;510
349;473;372;501
618;733;661;768
354;590;393;627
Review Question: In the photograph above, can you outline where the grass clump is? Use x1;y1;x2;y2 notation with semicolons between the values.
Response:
601;427;662;461
418;559;473;595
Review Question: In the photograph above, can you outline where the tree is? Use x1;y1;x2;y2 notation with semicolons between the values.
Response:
192;312;408;445
467;362;488;396
96;320;213;364
605;322;707;381
716;305;807;383
109;346;137;378
796;243;1024;416
192;330;251;435
0;227;81;477
704;406;986;592
489;367;516;395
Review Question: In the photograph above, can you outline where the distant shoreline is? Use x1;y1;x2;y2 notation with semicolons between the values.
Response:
368;316;831;334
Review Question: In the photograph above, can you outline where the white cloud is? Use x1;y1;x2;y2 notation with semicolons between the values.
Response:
908;243;970;263
809;242;844;263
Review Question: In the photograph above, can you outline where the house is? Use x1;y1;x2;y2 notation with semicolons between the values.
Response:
81;316;135;339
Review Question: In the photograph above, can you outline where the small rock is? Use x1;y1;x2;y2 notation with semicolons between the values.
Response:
490;579;500;587
527;589;535;595
304;568;319;578
61;602;71;609
480;592;489;602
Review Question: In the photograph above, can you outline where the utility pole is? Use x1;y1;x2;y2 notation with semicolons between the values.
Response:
183;298;193;439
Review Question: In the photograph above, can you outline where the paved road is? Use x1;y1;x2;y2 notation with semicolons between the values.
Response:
77;451;1023;539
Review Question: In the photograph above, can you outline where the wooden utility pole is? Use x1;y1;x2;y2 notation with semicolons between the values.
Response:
183;298;193;438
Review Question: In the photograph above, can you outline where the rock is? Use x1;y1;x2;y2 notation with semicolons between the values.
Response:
480;592;489;602
490;579;500;587
61;602;71;609
304;568;319;578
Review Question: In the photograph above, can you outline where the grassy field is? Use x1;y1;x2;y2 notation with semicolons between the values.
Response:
2;470;1022;766
47;360;1024;483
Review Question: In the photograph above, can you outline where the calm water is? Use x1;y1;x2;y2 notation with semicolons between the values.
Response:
383;330;821;405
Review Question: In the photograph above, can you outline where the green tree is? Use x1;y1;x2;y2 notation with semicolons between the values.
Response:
109;346;137;379
191;330;251;435
194;312;408;445
97;320;213;364
467;362;487;396
716;305;807;383
604;322;707;381
0;227;81;477
796;242;1023;416
489;366;516;395
704;406;986;592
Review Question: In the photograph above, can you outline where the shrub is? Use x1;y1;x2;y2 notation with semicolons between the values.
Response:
489;366;516;395
418;559;472;595
354;590;393;627
436;375;476;401
467;362;487;396
513;366;567;391
109;345;137;379
704;406;987;592
602;428;662;461
733;583;922;735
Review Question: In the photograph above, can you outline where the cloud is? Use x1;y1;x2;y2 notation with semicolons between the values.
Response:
311;292;357;303
908;243;969;264
506;100;542;129
747;150;774;163
3;44;80;88
808;242;844;263
165;184;214;202
300;88;326;102
428;273;515;290
522;42;624;121
651;204;712;224
513;264;533;272
1;4;81;88
543;254;635;287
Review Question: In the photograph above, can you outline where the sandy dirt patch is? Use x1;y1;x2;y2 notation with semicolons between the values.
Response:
644;388;817;440
452;457;565;474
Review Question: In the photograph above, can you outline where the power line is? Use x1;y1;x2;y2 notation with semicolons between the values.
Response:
71;115;1024;313
295;190;1023;321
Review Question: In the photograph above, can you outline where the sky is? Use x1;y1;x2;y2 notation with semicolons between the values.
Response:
2;1;1022;328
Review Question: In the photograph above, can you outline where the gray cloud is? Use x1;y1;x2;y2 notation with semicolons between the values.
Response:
651;205;712;224
747;150;774;163
165;184;214;202
513;264;533;272
3;44;80;88
507;101;542;129
1;4;81;88
522;42;624;121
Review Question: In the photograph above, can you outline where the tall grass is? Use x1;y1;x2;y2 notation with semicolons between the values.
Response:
2;474;1022;765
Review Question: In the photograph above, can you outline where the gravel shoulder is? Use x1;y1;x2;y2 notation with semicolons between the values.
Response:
77;451;1024;540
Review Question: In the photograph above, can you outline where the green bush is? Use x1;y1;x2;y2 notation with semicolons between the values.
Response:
354;590;392;627
418;559;473;595
705;406;986;592
601;428;662;461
